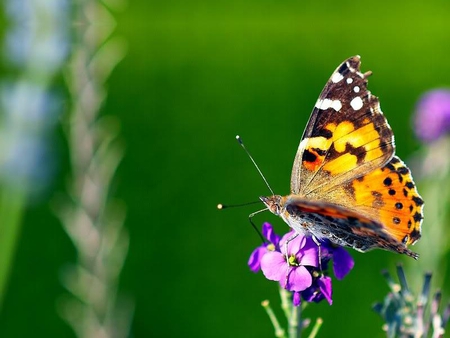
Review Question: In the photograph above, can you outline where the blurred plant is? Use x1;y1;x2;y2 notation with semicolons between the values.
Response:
53;0;131;337
377;88;450;337
373;264;450;338
0;0;69;309
248;222;354;337
404;88;450;292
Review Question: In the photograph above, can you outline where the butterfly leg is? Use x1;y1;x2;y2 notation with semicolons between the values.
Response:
284;232;299;260
311;235;323;272
283;233;299;288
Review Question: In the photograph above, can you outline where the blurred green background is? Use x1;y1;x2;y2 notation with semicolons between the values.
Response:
1;0;450;337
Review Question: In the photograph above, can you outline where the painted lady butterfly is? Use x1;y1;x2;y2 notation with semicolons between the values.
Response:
261;56;424;259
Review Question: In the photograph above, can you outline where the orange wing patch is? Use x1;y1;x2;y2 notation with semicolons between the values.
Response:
346;156;423;245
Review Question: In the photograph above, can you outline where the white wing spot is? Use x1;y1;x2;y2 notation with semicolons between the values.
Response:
315;98;328;109
331;72;344;83
315;98;342;111
350;96;363;111
331;100;342;111
299;138;308;150
346;78;353;84
353;86;360;93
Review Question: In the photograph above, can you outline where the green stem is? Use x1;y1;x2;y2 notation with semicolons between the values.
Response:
262;300;286;338
288;304;301;338
306;318;323;338
0;188;26;310
279;287;292;319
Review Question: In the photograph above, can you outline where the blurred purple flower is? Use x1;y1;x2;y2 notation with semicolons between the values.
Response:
414;89;450;142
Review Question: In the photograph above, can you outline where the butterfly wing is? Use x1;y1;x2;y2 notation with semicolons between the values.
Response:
340;156;423;246
291;56;395;198
285;56;423;256
284;155;423;257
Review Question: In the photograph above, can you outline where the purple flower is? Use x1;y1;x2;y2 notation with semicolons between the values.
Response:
414;89;450;142
248;223;355;307
260;231;319;292
320;240;355;280
301;275;333;305
248;222;281;272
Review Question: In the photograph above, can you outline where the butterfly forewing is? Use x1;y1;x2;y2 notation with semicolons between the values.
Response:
291;56;395;198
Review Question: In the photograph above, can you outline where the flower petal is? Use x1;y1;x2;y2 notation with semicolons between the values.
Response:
262;222;280;246
318;276;333;305
248;246;266;272
261;251;287;282
286;265;313;292
298;237;319;267
293;292;301;307
333;247;355;280
279;231;303;254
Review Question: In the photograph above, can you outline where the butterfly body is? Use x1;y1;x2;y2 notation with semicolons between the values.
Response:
261;56;423;259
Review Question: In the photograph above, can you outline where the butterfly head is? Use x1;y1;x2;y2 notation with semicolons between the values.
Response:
260;195;284;215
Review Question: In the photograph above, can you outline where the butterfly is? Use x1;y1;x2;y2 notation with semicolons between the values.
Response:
261;56;424;259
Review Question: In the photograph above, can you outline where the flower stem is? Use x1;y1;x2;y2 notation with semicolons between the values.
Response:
307;318;323;338
262;300;286;338
288;304;300;338
279;287;291;320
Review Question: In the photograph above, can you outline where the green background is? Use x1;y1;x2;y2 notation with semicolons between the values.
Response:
1;0;450;337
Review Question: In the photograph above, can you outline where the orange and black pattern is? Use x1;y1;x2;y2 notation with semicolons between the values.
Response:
261;56;424;259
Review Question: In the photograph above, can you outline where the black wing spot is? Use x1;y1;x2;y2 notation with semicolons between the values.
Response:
314;128;333;139
393;217;401;224
383;177;392;186
409;205;413;212
403;189;408;197
302;150;317;163
407;220;412;228
413;212;423;223
315;148;327;156
397;167;409;175
405;181;415;189
395;202;403;210
388;189;396;196
337;62;350;76
410;228;421;241
412;196;424;206
385;163;396;171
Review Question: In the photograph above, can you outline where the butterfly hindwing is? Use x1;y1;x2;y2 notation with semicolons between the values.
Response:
341;156;423;245
283;197;420;259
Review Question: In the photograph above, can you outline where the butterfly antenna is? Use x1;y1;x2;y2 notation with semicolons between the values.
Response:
217;201;261;210
236;135;275;196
